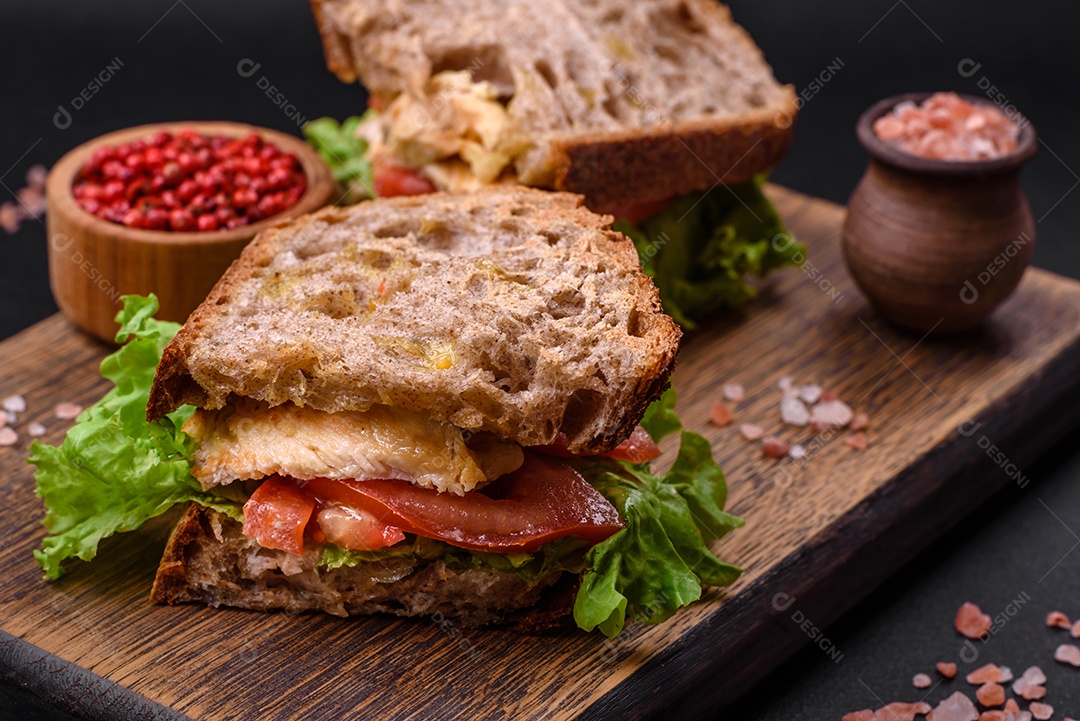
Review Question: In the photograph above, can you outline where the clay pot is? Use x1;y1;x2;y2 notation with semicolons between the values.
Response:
843;92;1037;335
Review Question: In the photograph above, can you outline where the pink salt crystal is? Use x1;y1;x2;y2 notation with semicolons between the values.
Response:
1029;703;1053;721
820;388;839;402
811;399;854;428
1071;619;1080;638
762;436;790;458
709;401;733;427
955;602;993;639
967;664;1004;685
928;691;979;721
845;432;869;452
876;702;932;721
55;402;83;420
798;384;822;404
1017;666;1047;688
1046;611;1071;629
976;683;1005;707
27;422;46;438
978;713;1005;721
874;114;906;141
26;164;47;189
0;203;18;234
843;711;875;721
788;444;807;460
850;412;870;431
1005;700;1020;713
913;672;933;688
998;667;1013;684
780;395;810;426
2;395;26;413
937;662;959;679
0;427;17;446
1054;643;1080;667
777;376;793;392
722;383;745;402
740;423;765;441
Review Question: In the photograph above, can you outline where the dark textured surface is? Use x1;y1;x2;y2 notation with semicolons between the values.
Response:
1;2;1078;720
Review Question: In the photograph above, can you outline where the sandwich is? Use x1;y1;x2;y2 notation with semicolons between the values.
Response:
304;0;806;328
32;187;743;636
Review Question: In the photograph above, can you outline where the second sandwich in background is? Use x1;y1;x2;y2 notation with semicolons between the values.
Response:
306;0;806;327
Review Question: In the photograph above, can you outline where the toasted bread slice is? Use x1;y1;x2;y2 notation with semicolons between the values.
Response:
310;0;796;207
147;187;680;454
152;504;564;627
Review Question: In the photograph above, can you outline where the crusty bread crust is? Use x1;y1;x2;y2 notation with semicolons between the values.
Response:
147;188;680;455
152;504;569;629
308;0;797;208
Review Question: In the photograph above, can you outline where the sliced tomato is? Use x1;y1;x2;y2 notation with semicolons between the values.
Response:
535;425;661;464
373;162;437;197
242;476;316;556
592;196;675;225
315;505;405;551
301;452;624;553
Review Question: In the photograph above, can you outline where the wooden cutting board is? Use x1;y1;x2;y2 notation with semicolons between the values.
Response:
2;186;1079;721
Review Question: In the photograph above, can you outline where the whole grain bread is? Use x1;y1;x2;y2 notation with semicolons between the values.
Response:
152;504;563;627
310;0;797;208
147;187;680;454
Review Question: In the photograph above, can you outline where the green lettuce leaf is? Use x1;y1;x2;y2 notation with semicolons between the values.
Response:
639;387;681;444
303;114;377;204
30;295;240;579
571;428;744;637
615;177;805;328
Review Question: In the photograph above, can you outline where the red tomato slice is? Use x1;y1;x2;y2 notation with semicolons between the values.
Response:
242;476;316;556
315;505;406;551
301;452;624;553
535;425;661;464
373;162;437;197
592;196;675;225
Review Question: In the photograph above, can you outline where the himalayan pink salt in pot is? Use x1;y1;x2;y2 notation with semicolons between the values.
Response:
843;92;1037;335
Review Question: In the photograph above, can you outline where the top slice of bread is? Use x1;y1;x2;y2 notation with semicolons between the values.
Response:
147;187;680;454
310;0;797;208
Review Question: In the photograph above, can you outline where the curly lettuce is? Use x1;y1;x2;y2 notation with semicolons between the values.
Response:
303;114;377;204
616;177;805;328
30;295;240;579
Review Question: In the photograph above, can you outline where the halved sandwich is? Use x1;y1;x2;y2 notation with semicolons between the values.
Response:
305;0;806;327
33;188;743;635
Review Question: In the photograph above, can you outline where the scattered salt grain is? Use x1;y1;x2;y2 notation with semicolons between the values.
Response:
913;672;933;689
845;432;869;452
0;427;17;446
975;682;1005;708
811;399;854;428
722;383;746;403
27;422;46;438
1046;611;1071;629
967;664;1004;685
955;602;993;639
762;436;790;458
710;401;733;427
1072;619;1080;638
820;388;839;402
777;376;793;392
929;691;979;721
788;444;807;460
876;701;931;720
998;667;1013;684
55;402;83;420
2;395;26;414
1005;699;1020;713
937;661;958;679
842;711;874;721
780;395;810;426
6;410;15;425
978;712;1006;721
1012;665;1047;701
740;423;765;441
1029;703;1053;721
798;384;822;405
1054;643;1080;667
850;412;871;431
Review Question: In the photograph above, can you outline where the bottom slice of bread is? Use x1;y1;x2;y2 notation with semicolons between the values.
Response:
152;504;570;629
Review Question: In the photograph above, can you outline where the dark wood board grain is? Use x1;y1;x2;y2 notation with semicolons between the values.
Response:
1;186;1079;720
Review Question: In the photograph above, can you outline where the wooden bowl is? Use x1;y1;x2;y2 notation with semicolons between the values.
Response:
842;92;1037;335
46;121;336;342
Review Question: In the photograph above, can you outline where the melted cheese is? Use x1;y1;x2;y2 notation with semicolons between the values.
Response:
183;399;523;496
